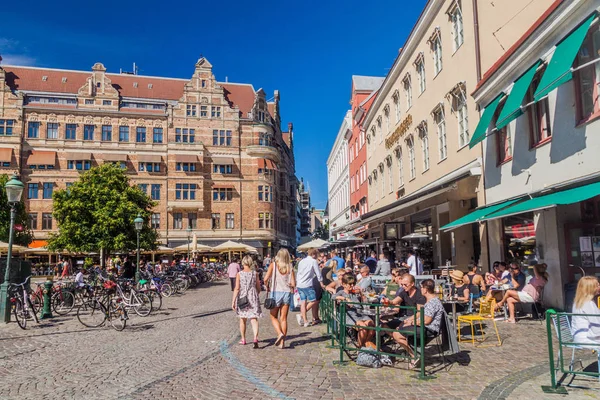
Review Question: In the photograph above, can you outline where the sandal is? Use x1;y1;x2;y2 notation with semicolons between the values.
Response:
409;358;421;369
504;319;516;324
239;339;246;345
275;335;284;346
253;340;259;349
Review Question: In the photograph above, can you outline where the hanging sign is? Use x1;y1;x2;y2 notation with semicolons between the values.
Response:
385;114;413;149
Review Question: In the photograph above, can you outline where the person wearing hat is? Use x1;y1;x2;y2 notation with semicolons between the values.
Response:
450;270;470;302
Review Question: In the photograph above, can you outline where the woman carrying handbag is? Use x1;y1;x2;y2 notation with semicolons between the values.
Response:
232;255;263;348
264;249;295;349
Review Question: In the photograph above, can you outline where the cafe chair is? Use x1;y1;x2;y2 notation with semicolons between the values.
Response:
457;298;502;347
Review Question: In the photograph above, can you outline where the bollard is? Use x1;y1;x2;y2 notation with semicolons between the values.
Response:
40;279;53;319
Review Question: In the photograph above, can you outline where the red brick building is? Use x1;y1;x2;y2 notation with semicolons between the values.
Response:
0;58;297;255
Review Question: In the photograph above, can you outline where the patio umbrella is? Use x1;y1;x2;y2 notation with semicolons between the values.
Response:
24;246;51;254
212;240;251;260
173;243;212;252
297;238;328;252
243;244;258;254
0;241;26;253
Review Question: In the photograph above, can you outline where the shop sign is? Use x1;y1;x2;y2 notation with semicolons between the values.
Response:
385;114;412;149
354;225;368;235
279;239;289;246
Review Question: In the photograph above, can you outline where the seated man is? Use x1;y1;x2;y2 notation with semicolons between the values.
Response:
356;266;373;291
391;279;445;368
335;274;375;348
385;274;426;329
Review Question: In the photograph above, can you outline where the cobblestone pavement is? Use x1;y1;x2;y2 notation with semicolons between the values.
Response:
1;284;598;400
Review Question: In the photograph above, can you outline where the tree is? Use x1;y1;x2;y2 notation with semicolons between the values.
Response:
312;221;329;241
47;163;158;255
0;174;33;247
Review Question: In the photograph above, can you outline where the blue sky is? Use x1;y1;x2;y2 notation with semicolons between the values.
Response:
0;0;426;209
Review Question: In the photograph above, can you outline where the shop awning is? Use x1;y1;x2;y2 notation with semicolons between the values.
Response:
27;151;56;166
469;94;505;148
175;154;198;163
258;159;266;168
138;154;162;163
440;198;522;231
495;61;541;130
65;152;92;161
101;153;128;162
212;157;234;164
485;181;600;221
534;13;596;101
212;183;235;189
266;159;278;170
0;148;13;162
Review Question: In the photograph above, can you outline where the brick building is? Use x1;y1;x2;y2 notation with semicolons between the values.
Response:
0;58;298;256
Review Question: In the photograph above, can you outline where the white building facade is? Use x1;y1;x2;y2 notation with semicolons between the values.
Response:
327;111;352;239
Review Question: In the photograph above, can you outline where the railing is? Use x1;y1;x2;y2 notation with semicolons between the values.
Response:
319;290;429;379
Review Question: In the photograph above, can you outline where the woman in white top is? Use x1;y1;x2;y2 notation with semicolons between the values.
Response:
264;249;295;349
571;276;600;347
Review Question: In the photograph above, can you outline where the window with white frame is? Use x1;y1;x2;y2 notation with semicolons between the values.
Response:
387;159;393;193
433;35;443;75
403;76;412;109
418;124;430;171
416;58;426;94
433;106;447;161
380;165;385;196
360;129;365;148
451;3;464;51
350;175;354;193
377;118;382;143
457;89;470;148
393;92;400;124
384;107;390;134
407;136;416;180
396;148;404;187
373;172;379;202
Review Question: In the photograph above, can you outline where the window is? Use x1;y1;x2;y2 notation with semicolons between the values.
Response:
433;36;443;75
451;5;464;51
528;74;552;146
1;162;9;168
258;132;273;146
101;125;112;141
226;213;234;229
380;166;385;196
28;213;38;230
213;164;232;174
212;188;233;201
188;213;197;229
28;183;39;199
151;184;161;200
212;130;232;146
407;136;416;180
374;173;379;202
26;96;76;106
43;182;53;199
211;213;220;229
434;108;447;160
258;213;273;229
85;99;94;105
28;121;39;138
384;108;390;134
173;213;183;229
65;124;76;140
202;79;207;88
138;184;148;194
138;161;161;173
387;162;393;193
350;175;354;193
396;149;404;187
136;127;146;143
119;126;129;142
153;127;163;143
419;126;430;171
211;106;221;118
46;123;58;139
404;77;412;109
496;121;513;165
67;160;91;170
103;100;112;106
175;128;195;143
417;59;426;94
457;92;470;147
0;119;14;136
177;162;197;172
83;125;94;141
42;213;52;230
258;185;273;202
175;183;197;200
393;93;400;124
360;130;365;148
186;104;197;117
151;213;160;229
200;105;208;117
377;118;383;143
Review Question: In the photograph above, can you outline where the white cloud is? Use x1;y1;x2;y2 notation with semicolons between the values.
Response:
1;53;37;66
0;37;36;66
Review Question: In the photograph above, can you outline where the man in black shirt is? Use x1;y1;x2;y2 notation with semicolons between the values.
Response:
386;274;426;329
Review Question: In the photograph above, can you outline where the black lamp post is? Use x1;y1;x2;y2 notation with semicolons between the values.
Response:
134;213;143;283
186;226;192;264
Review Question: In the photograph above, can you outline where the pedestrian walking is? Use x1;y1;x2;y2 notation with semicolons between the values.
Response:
264;249;295;349
228;258;241;291
232;255;263;348
296;248;325;327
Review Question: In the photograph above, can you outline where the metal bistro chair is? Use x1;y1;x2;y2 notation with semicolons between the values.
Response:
457;298;502;347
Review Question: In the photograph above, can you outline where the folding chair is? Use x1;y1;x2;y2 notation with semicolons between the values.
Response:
457;298;501;346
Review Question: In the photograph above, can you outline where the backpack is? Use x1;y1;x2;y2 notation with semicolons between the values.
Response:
356;348;382;368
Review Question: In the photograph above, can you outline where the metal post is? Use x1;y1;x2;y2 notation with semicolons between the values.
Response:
0;205;16;323
541;309;567;393
135;231;140;283
419;311;426;379
40;279;53;319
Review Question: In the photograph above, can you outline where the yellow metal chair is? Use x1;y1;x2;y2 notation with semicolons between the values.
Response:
457;298;502;347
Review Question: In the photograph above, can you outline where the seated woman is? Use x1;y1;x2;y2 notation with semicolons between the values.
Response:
485;261;502;287
571;276;600;347
392;279;445;368
326;267;345;294
335;274;375;348
495;263;548;323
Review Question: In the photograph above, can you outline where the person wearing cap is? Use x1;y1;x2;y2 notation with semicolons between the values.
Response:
450;270;470;302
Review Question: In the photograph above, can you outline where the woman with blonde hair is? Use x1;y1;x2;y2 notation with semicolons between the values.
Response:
571;276;600;346
232;255;263;348
264;249;295;349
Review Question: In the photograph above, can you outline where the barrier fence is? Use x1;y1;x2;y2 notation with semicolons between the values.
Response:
319;290;431;379
542;309;600;394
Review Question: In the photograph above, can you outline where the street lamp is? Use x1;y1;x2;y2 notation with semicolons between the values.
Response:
186;226;192;265
134;213;143;283
1;174;24;323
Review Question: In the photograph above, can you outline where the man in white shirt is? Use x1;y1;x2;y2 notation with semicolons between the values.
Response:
403;250;423;276
296;248;324;327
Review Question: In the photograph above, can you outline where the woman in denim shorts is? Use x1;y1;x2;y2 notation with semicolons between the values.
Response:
264;249;296;349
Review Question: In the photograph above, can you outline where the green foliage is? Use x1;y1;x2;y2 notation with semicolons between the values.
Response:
312;221;329;241
83;257;94;270
47;163;158;254
0;174;33;246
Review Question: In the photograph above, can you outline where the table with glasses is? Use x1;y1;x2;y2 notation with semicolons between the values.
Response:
441;298;469;332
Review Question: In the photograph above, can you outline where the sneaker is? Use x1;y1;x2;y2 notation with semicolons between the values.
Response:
303;322;311;328
296;314;304;326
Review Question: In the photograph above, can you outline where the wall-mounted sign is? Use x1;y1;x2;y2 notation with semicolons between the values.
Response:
385;114;413;149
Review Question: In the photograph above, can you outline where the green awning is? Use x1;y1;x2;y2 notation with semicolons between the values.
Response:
440;198;521;231
469;93;505;149
534;13;596;101
485;181;600;221
496;61;541;130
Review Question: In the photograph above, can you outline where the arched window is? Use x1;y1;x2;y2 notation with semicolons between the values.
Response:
406;135;416;180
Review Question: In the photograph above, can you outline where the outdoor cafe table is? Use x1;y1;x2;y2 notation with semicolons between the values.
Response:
441;299;468;332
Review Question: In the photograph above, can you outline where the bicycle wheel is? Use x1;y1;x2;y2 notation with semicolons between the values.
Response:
52;290;75;315
13;298;27;330
161;283;173;297
76;299;107;328
27;297;39;324
145;290;162;311
133;292;152;317
30;291;43;314
108;302;127;331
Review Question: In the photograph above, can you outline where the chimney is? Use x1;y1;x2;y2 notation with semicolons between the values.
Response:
274;90;280;101
288;122;293;133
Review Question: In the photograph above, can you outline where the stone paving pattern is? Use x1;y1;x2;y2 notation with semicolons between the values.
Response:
1;282;598;399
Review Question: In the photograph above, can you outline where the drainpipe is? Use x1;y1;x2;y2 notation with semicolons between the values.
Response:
472;0;482;82
239;124;243;242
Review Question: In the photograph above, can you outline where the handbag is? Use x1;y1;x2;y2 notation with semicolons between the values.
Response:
264;262;277;310
237;273;251;309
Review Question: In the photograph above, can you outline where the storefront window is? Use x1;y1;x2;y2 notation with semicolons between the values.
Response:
502;212;537;267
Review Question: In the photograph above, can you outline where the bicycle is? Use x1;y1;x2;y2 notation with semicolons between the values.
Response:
9;276;39;330
76;282;128;331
